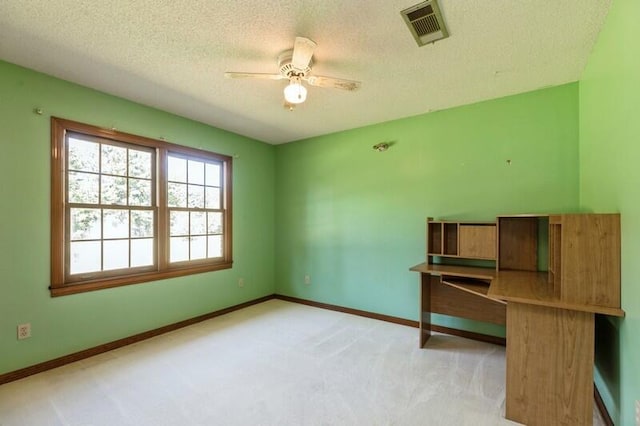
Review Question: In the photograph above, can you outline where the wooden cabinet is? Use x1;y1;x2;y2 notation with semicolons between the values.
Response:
427;219;496;260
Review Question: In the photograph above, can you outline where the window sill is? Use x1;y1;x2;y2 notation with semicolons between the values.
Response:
50;262;233;297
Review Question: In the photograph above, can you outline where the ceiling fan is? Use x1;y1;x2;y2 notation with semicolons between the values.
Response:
224;37;361;108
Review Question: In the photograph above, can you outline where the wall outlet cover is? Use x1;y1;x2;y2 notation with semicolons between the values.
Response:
17;323;31;340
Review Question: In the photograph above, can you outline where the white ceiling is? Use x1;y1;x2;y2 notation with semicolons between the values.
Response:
0;0;611;144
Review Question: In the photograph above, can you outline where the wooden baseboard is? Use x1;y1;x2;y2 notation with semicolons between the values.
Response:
594;385;615;426
274;294;418;327
274;294;506;346
0;295;275;386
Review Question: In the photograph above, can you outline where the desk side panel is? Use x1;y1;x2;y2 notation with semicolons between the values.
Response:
506;303;594;426
560;214;621;308
420;274;433;347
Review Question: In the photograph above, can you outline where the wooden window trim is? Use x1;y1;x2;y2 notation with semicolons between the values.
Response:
50;117;233;297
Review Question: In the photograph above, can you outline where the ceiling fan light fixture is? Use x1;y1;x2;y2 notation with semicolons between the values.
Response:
284;76;307;104
225;36;361;107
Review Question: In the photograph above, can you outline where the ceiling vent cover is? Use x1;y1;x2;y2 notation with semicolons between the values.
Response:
401;0;449;46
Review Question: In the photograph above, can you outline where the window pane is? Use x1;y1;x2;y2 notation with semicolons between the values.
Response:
103;209;129;239
68;137;99;172
168;182;187;207
103;240;129;270
190;212;206;235
68;172;99;204
131;238;154;267
101;145;127;176
208;235;223;258
205;163;221;187
205;187;220;209
168;156;187;182
188;185;204;208
101;176;127;205
131;210;153;238
191;236;207;260
70;208;101;240
207;212;223;234
170;237;190;262
70;241;101;274
188;160;204;184
129;178;151;206
129;150;152;179
170;211;189;236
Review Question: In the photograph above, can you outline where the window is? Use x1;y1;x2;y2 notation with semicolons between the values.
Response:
51;118;232;296
167;155;225;263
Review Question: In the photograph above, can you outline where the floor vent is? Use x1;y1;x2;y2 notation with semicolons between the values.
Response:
401;0;449;46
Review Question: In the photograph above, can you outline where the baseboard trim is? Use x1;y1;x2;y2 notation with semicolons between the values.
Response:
594;385;615;426
274;294;506;346
0;294;275;386
274;294;418;327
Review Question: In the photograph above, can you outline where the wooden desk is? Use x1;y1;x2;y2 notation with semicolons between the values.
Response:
411;263;624;426
414;214;622;425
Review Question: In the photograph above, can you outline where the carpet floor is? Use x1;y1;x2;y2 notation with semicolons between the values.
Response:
0;299;605;425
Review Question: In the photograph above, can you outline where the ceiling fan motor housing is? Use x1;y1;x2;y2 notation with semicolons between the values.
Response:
278;50;312;77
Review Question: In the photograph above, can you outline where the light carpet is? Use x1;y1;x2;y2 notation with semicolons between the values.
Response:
0;299;605;425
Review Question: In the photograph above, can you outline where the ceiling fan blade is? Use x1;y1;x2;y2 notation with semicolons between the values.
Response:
305;75;362;91
224;72;285;80
291;37;317;70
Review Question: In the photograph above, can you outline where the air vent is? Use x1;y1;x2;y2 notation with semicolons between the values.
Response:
401;0;449;46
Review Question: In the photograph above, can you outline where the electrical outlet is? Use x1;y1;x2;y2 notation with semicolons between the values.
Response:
238;278;245;288
17;323;31;340
304;274;311;285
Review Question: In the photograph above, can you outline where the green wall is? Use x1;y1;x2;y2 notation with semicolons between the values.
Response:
579;0;640;423
275;83;580;336
0;61;276;374
5;19;636;420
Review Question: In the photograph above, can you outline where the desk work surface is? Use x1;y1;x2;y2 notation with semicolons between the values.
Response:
410;263;624;317
489;270;625;317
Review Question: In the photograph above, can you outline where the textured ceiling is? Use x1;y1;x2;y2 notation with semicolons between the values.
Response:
0;0;611;144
